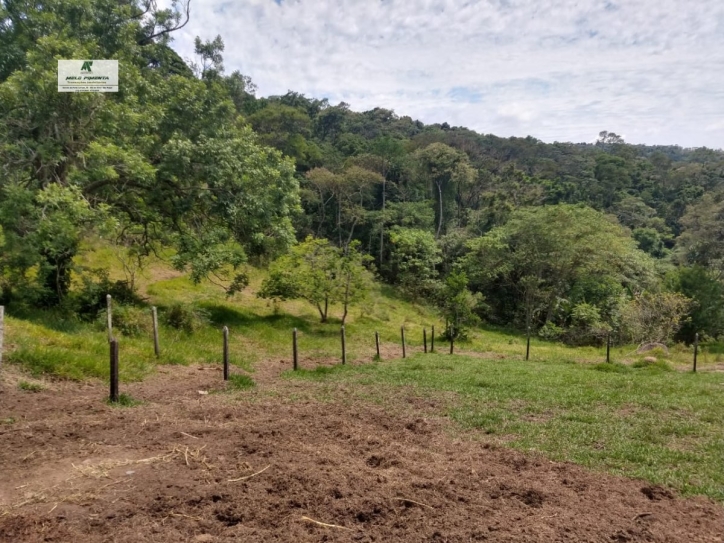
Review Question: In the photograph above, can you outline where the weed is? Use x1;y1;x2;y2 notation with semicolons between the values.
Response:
107;393;141;407
18;380;43;392
227;374;255;390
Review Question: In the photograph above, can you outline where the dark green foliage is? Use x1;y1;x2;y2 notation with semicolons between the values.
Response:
666;266;724;342
75;269;141;321
164;304;210;334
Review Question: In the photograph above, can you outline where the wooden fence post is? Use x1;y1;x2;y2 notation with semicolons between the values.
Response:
431;325;435;353
526;326;531;361
401;326;406;359
106;294;113;342
423;328;427;353
152;307;160;358
375;331;380;360
449;325;454;355
110;339;119;403
223;326;229;380
606;333;611;363
341;326;346;365
293;328;298;371
693;333;699;373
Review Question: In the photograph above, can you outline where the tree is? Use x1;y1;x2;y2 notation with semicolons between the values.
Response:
387;227;442;296
619;292;692;345
665;266;724;342
676;191;724;279
258;237;372;324
0;0;300;302
597;131;625;145
463;205;657;336
437;270;482;341
414;143;475;238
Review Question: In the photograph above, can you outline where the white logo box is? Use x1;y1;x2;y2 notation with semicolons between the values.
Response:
58;60;118;92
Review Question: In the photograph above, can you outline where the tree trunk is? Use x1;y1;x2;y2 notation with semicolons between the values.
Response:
436;181;444;239
316;302;326;322
341;271;351;325
379;177;386;266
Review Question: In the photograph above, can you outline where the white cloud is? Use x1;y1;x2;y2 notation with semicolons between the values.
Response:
166;0;724;148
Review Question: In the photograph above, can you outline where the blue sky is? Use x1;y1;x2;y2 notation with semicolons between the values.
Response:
166;0;724;148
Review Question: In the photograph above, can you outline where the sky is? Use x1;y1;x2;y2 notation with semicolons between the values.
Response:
165;0;724;148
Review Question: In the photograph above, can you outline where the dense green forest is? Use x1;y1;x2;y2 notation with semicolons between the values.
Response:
1;0;723;346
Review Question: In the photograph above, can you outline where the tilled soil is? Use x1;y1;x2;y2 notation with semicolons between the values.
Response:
0;364;722;542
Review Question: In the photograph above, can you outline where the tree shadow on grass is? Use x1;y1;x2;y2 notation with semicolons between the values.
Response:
199;303;340;337
8;307;88;334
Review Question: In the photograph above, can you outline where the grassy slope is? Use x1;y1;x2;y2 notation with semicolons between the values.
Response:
3;246;724;500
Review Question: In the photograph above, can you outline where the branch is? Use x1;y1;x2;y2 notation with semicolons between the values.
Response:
138;0;191;45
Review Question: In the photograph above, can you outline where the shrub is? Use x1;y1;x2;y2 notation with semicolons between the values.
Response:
538;322;564;341
74;268;141;320
164;303;209;333
98;305;152;337
620;291;692;345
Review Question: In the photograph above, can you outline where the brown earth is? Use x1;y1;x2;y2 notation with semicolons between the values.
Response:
0;363;722;543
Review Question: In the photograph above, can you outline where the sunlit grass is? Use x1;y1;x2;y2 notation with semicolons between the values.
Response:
289;352;724;501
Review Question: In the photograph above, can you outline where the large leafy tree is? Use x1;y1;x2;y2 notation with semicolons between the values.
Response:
0;0;299;302
676;191;724;279
463;205;657;331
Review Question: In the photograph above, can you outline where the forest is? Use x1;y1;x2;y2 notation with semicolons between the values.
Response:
1;0;723;348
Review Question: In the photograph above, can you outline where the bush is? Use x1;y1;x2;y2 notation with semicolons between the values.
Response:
538;322;564;341
164;303;209;333
74;268;141;320
620;291;692;345
98;305;152;337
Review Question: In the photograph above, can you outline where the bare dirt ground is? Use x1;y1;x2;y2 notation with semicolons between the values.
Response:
1;362;722;543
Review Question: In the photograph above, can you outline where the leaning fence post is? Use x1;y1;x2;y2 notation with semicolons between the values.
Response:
106;294;113;342
341;326;346;365
693;333;699;373
223;326;229;380
0;305;4;370
375;331;380;360
431;325;435;353
109;338;119;403
423;328;427;353
401;326;406;358
293;328;298;371
152;307;160;358
526;326;531;361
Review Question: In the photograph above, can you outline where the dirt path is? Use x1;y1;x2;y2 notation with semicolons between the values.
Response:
0;363;722;542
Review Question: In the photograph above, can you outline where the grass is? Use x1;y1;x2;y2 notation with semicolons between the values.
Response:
18;380;43;392
106;393;142;407
287;353;724;501
226;373;255;390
